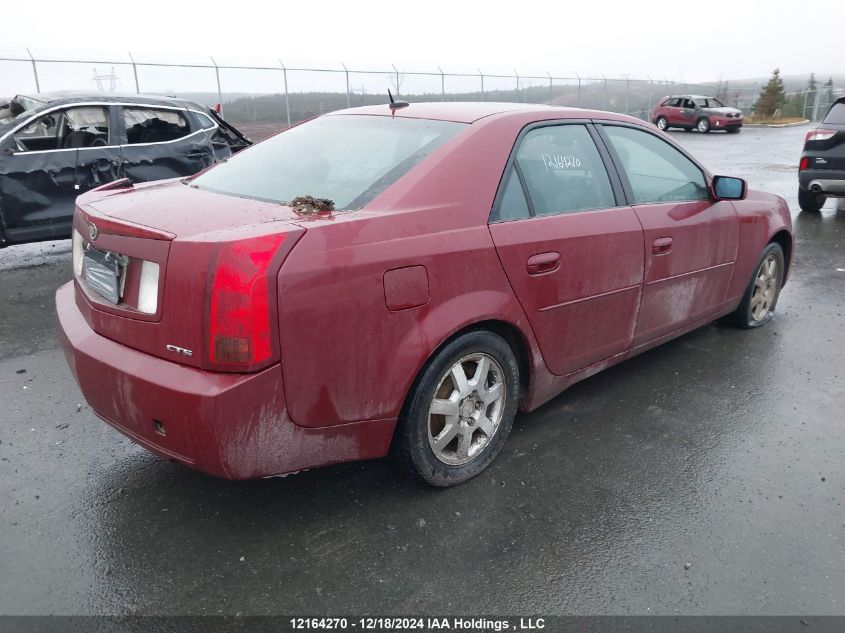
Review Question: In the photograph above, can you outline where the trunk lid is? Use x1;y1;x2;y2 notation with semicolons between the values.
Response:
72;179;306;370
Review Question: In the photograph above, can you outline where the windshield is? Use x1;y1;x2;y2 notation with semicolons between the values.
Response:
192;115;466;210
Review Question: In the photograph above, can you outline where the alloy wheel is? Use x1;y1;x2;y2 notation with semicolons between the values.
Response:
427;353;506;466
750;253;780;322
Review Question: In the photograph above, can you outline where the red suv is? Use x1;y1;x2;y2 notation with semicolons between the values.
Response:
652;95;744;134
57;102;790;487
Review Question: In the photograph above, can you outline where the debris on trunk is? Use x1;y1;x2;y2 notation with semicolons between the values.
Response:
287;196;335;217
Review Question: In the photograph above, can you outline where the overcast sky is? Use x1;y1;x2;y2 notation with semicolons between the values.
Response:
1;0;841;92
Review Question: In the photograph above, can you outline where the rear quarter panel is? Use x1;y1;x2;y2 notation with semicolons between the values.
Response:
276;113;556;428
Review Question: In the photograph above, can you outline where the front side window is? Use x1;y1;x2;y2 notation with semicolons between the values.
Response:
123;107;190;144
192;115;465;210
13;106;109;151
602;125;708;204
664;97;682;107
510;125;615;217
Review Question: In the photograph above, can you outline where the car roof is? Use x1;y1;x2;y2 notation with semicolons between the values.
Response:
328;101;629;124
16;91;204;110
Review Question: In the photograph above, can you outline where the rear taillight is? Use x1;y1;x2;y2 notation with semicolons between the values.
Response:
805;129;836;142
799;156;810;171
72;229;84;277
208;233;287;370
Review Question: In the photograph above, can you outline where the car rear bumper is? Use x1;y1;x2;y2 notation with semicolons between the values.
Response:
799;169;845;194
56;282;395;479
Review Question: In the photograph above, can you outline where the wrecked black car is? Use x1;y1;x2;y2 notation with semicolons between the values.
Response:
0;92;251;246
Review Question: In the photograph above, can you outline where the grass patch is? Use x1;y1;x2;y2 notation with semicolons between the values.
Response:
745;116;807;125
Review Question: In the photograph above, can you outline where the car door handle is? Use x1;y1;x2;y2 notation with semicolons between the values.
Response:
527;252;561;275
652;237;673;255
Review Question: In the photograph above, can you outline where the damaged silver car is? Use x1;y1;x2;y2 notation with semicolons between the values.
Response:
0;92;251;246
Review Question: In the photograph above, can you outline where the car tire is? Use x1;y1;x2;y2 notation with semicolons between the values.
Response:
798;188;824;213
656;116;669;131
392;330;520;487
697;117;712;134
728;243;785;329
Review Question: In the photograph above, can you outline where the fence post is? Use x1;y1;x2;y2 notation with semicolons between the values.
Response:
602;74;608;110
128;51;140;93
624;75;630;115
340;62;350;108
279;60;291;128
210;56;223;118
392;64;400;97
547;72;553;105
515;70;520;102
812;89;821;122
575;73;581;106
802;90;809;120
478;69;484;101
438;66;445;101
26;48;40;93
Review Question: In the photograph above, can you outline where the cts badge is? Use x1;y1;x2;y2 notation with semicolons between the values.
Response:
89;223;98;241
166;344;193;357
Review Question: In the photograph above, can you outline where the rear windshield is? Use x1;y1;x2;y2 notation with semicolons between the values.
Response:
823;103;845;125
191;115;465;210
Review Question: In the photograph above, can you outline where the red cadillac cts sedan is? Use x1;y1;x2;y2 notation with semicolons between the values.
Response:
57;102;792;487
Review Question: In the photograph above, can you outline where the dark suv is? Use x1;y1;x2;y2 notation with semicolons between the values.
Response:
799;97;845;212
0;93;251;246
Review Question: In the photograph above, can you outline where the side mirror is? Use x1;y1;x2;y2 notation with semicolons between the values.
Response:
712;175;747;200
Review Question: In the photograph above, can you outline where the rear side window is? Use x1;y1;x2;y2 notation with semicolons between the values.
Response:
123;107;190;144
192;115;465;210
602;125;708;203
194;112;217;130
510;125;615;216
823;103;845;125
492;169;530;221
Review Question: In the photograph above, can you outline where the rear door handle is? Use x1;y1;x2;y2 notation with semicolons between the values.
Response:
652;237;673;255
526;252;561;275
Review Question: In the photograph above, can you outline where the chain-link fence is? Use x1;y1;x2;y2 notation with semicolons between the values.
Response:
0;49;836;136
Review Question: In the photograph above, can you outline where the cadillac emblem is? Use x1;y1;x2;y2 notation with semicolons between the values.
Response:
89;223;98;241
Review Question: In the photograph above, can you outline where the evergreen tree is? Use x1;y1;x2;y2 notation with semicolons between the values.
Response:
754;68;787;117
807;73;818;93
824;77;834;106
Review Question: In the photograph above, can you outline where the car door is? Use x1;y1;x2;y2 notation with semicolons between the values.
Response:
597;123;739;347
664;97;684;125
118;105;214;183
0;104;118;243
488;122;645;376
678;98;698;128
70;105;121;200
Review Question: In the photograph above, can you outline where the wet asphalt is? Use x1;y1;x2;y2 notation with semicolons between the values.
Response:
0;125;843;616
